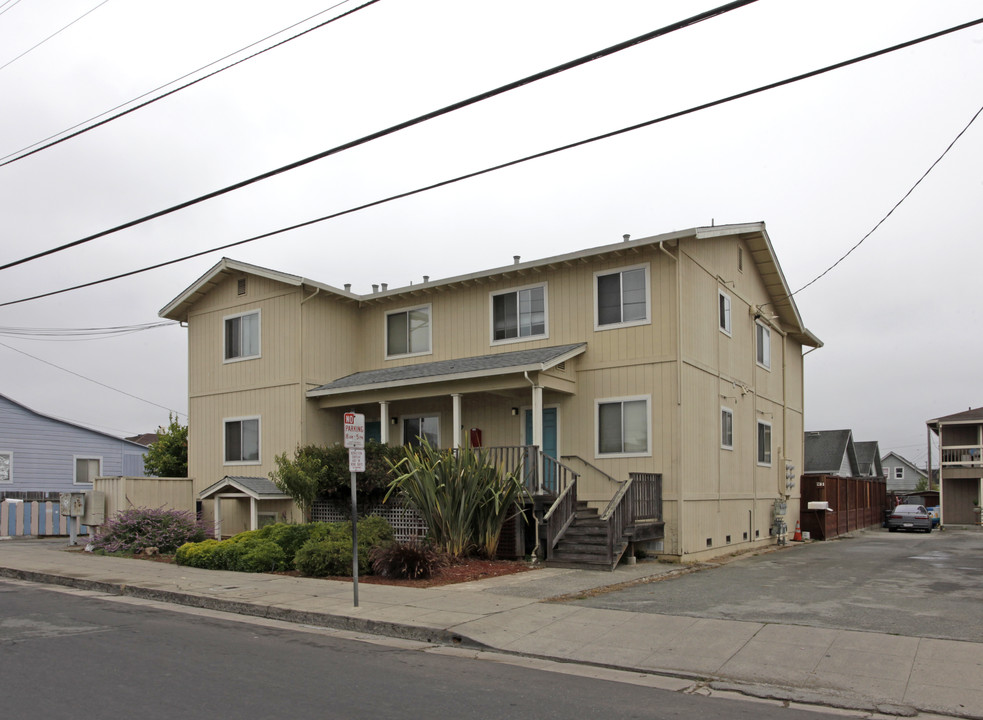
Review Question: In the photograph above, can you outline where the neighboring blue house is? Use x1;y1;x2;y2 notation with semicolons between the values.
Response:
881;450;928;494
0;393;148;499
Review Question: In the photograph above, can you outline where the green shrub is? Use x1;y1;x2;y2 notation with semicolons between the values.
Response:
232;538;288;572
296;538;366;577
90;506;208;554
257;523;317;568
175;539;223;568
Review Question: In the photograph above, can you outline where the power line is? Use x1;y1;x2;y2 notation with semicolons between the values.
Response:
0;320;176;340
0;0;26;19
2;15;980;309
0;0;760;272
0;339;186;417
0;0;378;166
0;0;111;73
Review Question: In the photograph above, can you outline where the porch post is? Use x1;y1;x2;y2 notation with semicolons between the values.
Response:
531;383;544;494
250;496;258;531
213;496;222;540
451;393;462;449
379;401;390;444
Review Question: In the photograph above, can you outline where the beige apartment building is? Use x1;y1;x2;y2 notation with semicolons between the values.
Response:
161;222;820;561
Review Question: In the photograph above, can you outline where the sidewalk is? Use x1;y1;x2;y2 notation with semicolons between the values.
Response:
2;538;981;719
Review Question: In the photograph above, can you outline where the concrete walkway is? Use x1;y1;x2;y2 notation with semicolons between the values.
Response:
2;538;980;719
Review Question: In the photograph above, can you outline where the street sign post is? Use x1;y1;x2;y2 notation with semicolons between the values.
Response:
343;412;364;606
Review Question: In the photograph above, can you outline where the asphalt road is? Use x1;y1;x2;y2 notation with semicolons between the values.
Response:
570;528;983;642
0;579;853;720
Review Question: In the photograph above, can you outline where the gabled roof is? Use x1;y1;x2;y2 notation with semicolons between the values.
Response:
0;392;149;449
804;429;859;476
927;406;983;429
199;476;289;500
881;451;927;478
854;441;883;477
308;343;586;397
125;433;159;447
159;223;820;347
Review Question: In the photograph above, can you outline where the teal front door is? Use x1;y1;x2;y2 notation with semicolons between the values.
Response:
525;408;558;493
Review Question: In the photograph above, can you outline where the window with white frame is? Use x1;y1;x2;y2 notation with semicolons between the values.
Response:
595;265;649;329
224;310;260;362
402;415;439;448
74;456;101;484
894;466;904;480
386;305;431;357
0;451;11;483
756;321;771;369
491;284;547;343
225;417;260;463
597;396;649;456
757;421;772;466
721;408;734;450
719;290;732;336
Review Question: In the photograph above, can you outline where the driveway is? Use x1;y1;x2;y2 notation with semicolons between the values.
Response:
569;527;983;642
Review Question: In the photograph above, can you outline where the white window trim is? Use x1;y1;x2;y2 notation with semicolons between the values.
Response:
385;303;433;359
223;309;262;364
398;413;442;448
756;321;772;370
757;420;772;467
0;451;12;484
593;263;651;331
718;289;732;337
223;415;261;466
894;466;904;480
594;395;651;458
489;282;549;346
73;455;102;485
721;407;734;450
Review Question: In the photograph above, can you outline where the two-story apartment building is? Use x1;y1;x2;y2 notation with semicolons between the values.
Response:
161;222;821;560
927;407;983;525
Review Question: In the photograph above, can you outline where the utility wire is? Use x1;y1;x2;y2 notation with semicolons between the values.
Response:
2;15;980;310
0;0;27;20
0;339;186;417
0;0;759;271
0;320;176;340
791;101;983;297
0;0;376;166
0;0;110;72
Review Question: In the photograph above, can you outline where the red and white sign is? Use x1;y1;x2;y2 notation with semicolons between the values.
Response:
349;448;366;473
343;412;365;449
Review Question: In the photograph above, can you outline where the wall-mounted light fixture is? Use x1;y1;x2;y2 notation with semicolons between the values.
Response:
390;416;398;425
511;407;519;416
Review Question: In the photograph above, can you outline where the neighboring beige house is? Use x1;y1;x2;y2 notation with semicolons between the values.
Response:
160;222;821;561
927;407;983;525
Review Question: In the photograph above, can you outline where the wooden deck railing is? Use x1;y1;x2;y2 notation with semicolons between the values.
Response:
598;472;663;566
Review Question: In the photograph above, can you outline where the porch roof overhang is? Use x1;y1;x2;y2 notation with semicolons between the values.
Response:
199;476;290;501
307;342;586;407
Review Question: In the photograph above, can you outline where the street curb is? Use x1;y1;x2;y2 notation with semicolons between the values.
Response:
0;566;489;650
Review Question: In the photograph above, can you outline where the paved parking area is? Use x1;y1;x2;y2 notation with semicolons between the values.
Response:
570;527;983;642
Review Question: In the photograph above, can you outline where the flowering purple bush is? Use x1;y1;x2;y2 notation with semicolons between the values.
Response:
89;507;209;554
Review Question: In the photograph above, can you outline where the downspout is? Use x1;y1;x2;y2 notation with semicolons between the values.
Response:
659;240;682;556
524;371;542;561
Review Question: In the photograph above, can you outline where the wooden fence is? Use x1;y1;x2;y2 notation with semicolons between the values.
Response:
1;499;89;537
800;474;889;540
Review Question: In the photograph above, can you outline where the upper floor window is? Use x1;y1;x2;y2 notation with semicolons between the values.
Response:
595;265;649;330
596;396;650;456
721;408;734;450
491;284;547;343
756;321;771;370
718;290;732;336
224;310;260;362
386;305;431;357
74;456;101;484
894;466;904;480
757;421;772;466
0;451;11;484
225;417;260;464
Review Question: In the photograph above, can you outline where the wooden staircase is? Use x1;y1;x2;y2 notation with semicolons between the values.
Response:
547;501;629;571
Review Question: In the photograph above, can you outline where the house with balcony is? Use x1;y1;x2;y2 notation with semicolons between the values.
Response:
160;222;821;564
927;407;983;525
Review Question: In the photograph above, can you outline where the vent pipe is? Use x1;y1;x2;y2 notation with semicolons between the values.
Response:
514;255;520;265
344;283;351;292
423;275;430;283
372;284;379;293
623;234;631;242
381;283;388;291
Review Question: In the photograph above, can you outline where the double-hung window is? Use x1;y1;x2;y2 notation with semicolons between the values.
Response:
721;408;734;450
757;421;772;466
225;417;260;463
756;321;771;370
595;265;649;329
224;310;260;362
0;451;11;484
894;466;904;480
491;284;547;343
386;305;431;357
719;290;732;336
74;457;101;484
597;396;649;456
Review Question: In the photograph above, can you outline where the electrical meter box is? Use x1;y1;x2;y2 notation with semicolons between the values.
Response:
59;492;85;517
81;491;105;526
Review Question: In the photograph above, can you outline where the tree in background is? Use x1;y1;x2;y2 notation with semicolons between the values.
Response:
143;414;188;477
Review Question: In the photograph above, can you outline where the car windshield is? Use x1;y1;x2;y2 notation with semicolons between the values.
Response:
893;505;925;514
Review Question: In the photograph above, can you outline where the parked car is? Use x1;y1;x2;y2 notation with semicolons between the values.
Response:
886;504;932;533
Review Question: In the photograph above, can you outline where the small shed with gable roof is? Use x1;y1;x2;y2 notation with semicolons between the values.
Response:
199;476;296;538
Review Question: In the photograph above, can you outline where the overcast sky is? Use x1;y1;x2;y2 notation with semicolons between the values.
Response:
1;0;980;468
